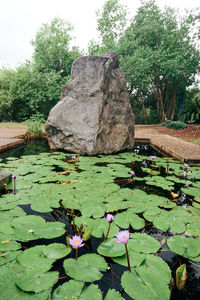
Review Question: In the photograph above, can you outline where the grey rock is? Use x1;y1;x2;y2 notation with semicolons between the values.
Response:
45;51;135;155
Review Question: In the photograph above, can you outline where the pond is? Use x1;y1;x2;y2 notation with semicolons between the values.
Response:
0;139;200;300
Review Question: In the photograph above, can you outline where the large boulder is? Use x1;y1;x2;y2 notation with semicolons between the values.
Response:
45;51;135;155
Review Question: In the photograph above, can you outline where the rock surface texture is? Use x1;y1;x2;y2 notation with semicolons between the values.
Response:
45;51;135;155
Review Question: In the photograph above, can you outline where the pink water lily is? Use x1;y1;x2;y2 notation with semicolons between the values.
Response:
71;156;77;160
130;170;135;176
115;230;131;270
69;235;85;249
104;214;114;223
150;155;156;160
115;230;130;244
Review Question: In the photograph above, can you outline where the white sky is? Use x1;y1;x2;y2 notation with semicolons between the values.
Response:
0;0;199;68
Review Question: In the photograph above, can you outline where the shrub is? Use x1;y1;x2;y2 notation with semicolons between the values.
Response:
165;121;187;130
160;120;171;127
25;117;44;139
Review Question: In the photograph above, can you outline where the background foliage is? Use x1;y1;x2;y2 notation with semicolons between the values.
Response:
0;0;199;124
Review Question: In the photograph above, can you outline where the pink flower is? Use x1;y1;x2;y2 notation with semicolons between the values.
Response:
71;156;77;160
115;230;130;244
4;183;7;186
12;175;16;179
130;170;135;176
150;156;156;160
184;163;189;168
104;214;114;223
69;235;85;249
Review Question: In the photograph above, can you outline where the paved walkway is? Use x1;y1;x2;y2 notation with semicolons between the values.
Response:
135;125;200;164
0;128;26;153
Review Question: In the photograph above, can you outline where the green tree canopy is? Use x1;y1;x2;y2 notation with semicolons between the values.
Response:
118;0;200;122
88;0;128;55
32;17;80;78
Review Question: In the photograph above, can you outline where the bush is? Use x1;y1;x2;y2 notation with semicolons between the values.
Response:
164;121;187;130
160;120;171;127
25;118;44;139
179;90;200;124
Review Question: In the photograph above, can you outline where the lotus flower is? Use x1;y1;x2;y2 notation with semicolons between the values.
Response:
115;230;130;244
69;235;85;249
104;214;114;223
130;170;135;176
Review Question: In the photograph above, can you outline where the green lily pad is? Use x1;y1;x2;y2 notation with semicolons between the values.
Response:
112;249;145;267
0;250;20;266
129;233;161;254
17;243;71;267
167;236;200;261
15;264;58;293
63;253;108;282
97;238;126;257
104;289;124;300
11;215;66;241
121;255;171;300
52;280;84;299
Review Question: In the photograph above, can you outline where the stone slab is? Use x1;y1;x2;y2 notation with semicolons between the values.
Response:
135;125;200;164
0;138;25;153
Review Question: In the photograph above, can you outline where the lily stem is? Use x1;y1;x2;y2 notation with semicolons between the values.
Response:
125;243;131;271
75;248;78;260
105;222;111;240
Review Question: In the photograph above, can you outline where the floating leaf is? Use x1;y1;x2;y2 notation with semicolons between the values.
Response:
63;253;107;282
129;233;161;254
167;236;200;261
112;249;145;267
97;238;125;257
104;289;124;300
17;244;70;267
11;215;66;241
52;280;84;299
121;255;171;300
15;264;58;293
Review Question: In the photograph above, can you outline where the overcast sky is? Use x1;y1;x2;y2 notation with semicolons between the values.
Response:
0;0;199;68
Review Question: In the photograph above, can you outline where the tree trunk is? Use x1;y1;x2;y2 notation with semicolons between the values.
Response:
155;83;165;123
140;93;148;124
166;86;176;120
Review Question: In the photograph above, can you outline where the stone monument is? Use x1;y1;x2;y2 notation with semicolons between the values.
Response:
45;51;135;155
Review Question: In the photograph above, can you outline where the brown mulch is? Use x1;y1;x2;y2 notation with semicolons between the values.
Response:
156;125;200;145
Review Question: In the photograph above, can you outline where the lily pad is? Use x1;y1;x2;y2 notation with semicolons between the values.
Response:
15;264;58;293
63;253;108;282
167;236;200;261
97;238;126;257
11;215;66;241
121;255;171;300
129;233;161;254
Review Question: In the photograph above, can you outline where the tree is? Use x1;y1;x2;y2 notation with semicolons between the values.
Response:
0;68;15;121
8;17;82;122
32;17;81;78
9;62;67;121
118;0;200;123
88;0;128;55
